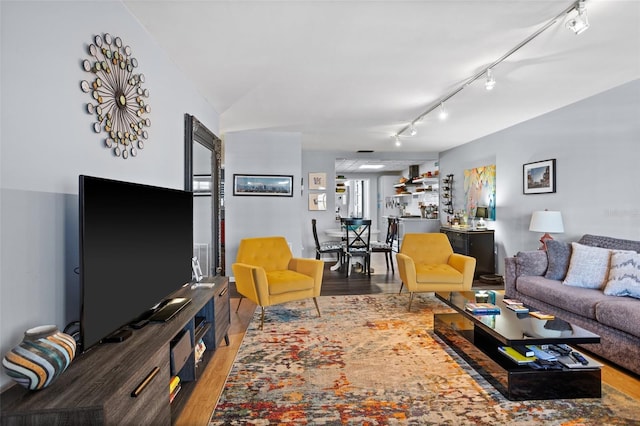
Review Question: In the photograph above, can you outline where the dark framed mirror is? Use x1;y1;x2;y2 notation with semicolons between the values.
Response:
184;114;224;275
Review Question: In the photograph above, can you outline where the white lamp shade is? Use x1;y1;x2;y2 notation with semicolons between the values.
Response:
529;211;564;233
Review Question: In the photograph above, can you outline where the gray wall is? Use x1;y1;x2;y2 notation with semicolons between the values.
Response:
224;131;303;275
0;1;219;389
439;79;640;274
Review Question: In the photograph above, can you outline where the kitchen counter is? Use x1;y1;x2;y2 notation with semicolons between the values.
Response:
387;216;442;247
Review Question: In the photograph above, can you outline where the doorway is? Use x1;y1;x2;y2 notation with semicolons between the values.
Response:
335;178;370;219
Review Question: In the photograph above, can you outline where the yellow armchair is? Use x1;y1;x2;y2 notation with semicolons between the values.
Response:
396;233;476;311
232;236;323;329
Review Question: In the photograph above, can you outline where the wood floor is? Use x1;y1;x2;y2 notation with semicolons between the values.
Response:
176;256;640;425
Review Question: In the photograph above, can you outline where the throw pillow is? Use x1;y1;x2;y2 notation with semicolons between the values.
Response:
604;250;640;299
544;240;572;280
515;251;548;276
563;243;611;289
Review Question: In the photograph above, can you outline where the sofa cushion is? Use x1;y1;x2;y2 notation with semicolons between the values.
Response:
515;251;547;276
595;298;640;338
544;240;572;280
563;243;611;289
604;250;640;299
579;234;640;253
516;276;609;319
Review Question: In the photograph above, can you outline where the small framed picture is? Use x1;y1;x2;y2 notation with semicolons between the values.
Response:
308;193;327;211
523;159;556;194
308;172;327;190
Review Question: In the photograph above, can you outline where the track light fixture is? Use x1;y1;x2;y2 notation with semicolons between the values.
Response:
409;124;417;136
394;135;401;147
438;103;448;120
485;68;496;90
567;0;589;34
393;1;588;141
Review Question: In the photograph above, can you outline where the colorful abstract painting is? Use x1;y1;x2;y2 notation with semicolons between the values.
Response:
464;164;496;220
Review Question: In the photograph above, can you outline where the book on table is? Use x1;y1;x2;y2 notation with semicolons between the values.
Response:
505;304;529;313
525;345;557;361
512;345;535;357
464;302;501;314
498;346;536;365
529;311;555;320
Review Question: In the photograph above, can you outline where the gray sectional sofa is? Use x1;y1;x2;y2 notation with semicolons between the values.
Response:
505;234;640;376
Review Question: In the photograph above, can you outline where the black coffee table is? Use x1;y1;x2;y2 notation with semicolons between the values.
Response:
434;291;602;400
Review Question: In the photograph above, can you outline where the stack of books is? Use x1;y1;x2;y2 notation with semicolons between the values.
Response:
502;299;529;313
169;375;181;403
464;302;500;315
498;346;536;364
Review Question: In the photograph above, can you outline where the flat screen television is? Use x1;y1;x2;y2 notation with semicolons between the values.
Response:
79;175;193;351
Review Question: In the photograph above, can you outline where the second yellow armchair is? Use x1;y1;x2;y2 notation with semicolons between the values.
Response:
232;236;324;329
396;233;476;311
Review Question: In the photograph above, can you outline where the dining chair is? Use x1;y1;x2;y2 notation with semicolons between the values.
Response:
343;218;372;276
370;217;399;273
311;218;343;263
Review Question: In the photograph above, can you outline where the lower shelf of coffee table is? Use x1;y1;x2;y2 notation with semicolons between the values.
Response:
434;312;601;401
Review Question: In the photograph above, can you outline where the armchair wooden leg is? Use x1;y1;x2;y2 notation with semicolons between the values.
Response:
235;296;244;313
399;282;404;294
408;292;415;312
259;306;265;330
313;297;321;317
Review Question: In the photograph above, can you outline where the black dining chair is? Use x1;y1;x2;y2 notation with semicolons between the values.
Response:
343;218;372;276
312;219;343;263
370;217;399;274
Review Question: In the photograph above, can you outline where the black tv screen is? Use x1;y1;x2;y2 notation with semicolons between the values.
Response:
79;175;193;351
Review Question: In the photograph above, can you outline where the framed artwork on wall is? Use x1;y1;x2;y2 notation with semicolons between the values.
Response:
308;193;327;211
308;172;327;190
523;159;556;194
233;174;293;197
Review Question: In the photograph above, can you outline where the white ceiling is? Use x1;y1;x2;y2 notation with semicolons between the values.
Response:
124;0;640;159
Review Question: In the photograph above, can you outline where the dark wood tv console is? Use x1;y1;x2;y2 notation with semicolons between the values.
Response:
0;276;230;425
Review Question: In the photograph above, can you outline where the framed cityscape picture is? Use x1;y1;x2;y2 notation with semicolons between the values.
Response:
523;159;556;194
233;174;293;197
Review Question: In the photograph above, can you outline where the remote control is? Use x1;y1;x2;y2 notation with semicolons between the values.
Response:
131;319;149;329
548;344;571;356
571;351;589;365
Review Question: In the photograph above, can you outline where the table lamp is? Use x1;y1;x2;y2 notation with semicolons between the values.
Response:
475;206;488;229
529;210;564;250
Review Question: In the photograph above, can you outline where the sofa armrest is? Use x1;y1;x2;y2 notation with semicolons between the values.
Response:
504;256;518;297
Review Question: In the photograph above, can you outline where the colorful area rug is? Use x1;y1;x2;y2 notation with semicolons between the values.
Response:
210;294;639;425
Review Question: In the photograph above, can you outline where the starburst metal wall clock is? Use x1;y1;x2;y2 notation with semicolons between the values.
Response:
80;33;151;159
